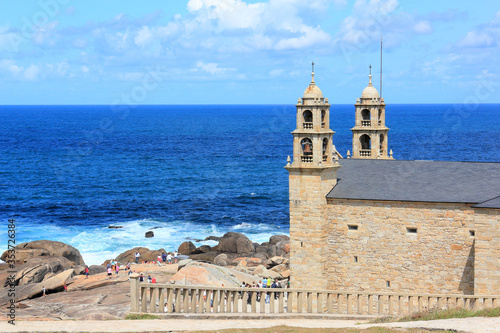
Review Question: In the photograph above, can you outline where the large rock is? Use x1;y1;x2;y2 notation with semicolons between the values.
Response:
214;254;228;266
145;231;154;238
178;241;196;255
268;240;290;258
14;257;74;286
188;252;218;263
114;247;165;264
168;262;256;287
269;235;289;246
88;265;107;275
192;245;212;254
1;240;85;266
215;232;254;254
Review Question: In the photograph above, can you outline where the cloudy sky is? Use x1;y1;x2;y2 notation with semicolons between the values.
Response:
0;0;498;104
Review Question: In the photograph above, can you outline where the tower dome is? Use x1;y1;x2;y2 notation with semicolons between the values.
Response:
303;73;323;98
303;62;323;99
361;72;379;99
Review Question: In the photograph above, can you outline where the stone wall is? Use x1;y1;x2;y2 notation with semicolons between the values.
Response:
322;200;486;294
474;208;500;294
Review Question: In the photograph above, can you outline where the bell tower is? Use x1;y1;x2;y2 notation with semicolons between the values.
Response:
285;63;340;290
350;66;392;159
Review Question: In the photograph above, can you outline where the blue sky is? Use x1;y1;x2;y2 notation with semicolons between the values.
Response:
0;0;498;104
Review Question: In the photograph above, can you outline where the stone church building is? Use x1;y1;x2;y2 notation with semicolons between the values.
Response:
285;66;500;295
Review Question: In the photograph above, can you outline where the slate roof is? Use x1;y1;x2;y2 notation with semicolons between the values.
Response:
326;159;500;209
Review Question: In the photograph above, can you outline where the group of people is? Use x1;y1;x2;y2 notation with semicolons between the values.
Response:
138;273;157;284
241;278;288;304
134;250;178;266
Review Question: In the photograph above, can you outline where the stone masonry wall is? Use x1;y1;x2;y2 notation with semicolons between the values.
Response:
289;168;337;290
474;209;500;294
324;200;483;294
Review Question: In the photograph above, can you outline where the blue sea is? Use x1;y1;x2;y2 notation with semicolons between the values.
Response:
1;104;499;264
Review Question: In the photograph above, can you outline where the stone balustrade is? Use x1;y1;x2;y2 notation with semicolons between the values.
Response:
129;276;499;316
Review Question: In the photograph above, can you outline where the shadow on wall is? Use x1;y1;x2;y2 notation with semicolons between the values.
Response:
458;239;474;295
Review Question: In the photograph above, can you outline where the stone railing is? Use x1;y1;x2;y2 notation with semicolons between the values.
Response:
301;156;313;163
129;277;499;316
303;122;313;129
361;120;371;126
359;149;371;157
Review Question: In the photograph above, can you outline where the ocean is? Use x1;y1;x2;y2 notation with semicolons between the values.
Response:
1;104;499;265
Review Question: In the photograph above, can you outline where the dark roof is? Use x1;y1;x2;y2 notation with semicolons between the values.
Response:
327;159;500;209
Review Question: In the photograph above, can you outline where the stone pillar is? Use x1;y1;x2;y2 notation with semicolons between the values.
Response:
130;273;140;312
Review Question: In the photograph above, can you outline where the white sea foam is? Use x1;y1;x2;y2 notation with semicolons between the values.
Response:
1;218;287;265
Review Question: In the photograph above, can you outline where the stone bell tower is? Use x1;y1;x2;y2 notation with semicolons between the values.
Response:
285;63;340;290
350;66;392;159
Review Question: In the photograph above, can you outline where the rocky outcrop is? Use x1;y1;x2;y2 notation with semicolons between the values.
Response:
114;247;165;264
1;240;85;266
214;254;228;266
215;232;254;254
145;231;154;238
14;257;74;286
88;265;107;275
168;262;257;287
178;241;196;255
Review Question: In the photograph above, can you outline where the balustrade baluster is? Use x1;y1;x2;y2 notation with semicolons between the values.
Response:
297;292;303;313
307;292;312;313
242;291;248;313
357;294;362;314
251;291;257;313
347;294;352;314
150;287;157;313
378;295;384;315
158;288;165;313
140;287;148;313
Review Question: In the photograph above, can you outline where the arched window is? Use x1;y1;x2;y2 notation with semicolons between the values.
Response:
361;109;371;126
361;109;370;120
378;109;382;125
380;134;384;150
360;134;371;150
301;138;313;155
303;110;313;129
322;138;328;161
321;110;326;128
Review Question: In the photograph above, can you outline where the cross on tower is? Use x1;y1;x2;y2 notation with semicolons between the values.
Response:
369;65;372;75
312;61;315;73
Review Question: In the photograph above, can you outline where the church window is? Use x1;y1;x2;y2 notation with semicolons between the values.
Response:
301;138;313;155
406;227;417;234
360;135;371;156
348;224;358;231
303;110;313;129
322;138;329;161
321;110;326;128
361;109;370;126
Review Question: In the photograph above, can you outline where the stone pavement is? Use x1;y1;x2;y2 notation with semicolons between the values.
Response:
0;317;499;333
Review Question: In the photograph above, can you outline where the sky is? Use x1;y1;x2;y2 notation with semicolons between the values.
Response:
0;0;498;105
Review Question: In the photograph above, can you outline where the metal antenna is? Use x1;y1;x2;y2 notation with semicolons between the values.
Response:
380;37;383;99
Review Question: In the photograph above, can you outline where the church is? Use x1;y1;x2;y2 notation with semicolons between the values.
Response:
285;65;500;296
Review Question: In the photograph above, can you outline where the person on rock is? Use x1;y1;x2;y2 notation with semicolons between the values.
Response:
167;253;173;265
84;266;89;279
174;250;178;264
135;251;140;264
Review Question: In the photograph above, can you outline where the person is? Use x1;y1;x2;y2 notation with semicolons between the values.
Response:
271;280;279;299
139;273;144;282
151;276;156;284
161;252;167;263
174;250;178;264
107;267;112;278
135;251;140;264
147;275;152;283
42;286;46;297
128;269;133;280
266;278;271;288
167;253;173;265
157;255;162;267
115;263;120;274
84;266;89;279
262;277;267;288
64;284;68;293
126;262;130;271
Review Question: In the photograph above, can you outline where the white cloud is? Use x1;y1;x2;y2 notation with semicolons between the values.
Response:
0;60;40;81
456;11;500;48
134;26;154;47
414;21;432;34
81;65;89;73
195;61;234;74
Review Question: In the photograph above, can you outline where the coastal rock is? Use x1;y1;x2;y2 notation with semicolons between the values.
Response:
114;247;165;264
108;226;123;229
1;240;85;266
178;241;196;255
145;231;154;238
269;235;289;246
204;236;221;242
215;232;254;254
280;270;291;278
177;259;193;269
266;256;288;267
214;254;228;266
270;263;288;275
253;265;268;276
188;252;218;263
268;240;290;258
89;265;107;275
192;245;212;254
255;245;269;254
14;257;74;286
168;262;255;287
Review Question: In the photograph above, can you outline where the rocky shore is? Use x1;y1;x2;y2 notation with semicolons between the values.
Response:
0;232;290;320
